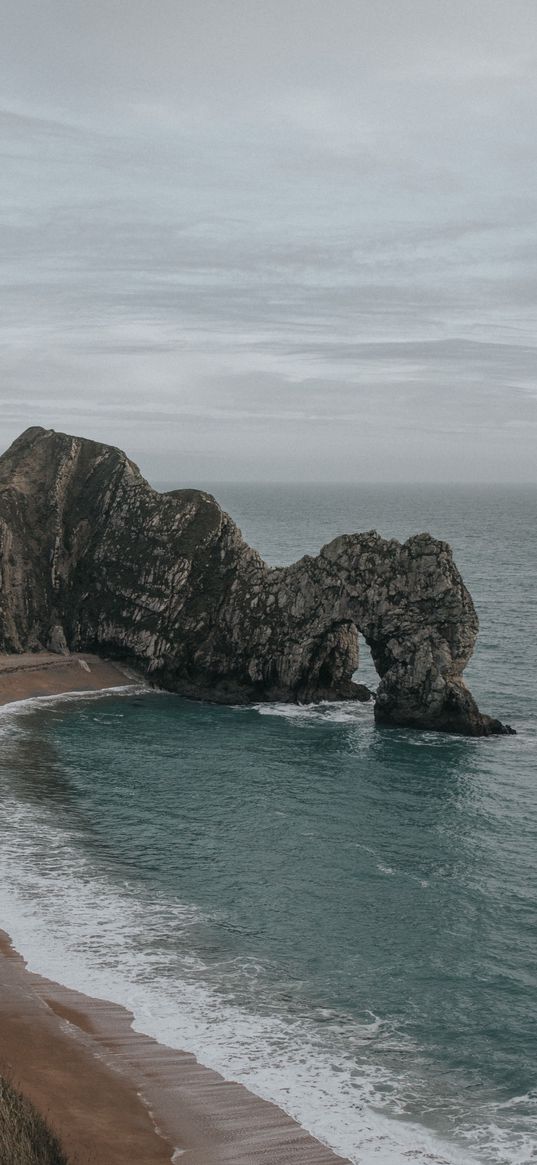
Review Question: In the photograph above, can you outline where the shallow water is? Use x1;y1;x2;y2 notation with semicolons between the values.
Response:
0;484;535;1164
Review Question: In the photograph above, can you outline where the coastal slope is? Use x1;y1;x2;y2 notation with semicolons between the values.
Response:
0;426;511;734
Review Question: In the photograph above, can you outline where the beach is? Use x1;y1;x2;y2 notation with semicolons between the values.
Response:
0;652;140;706
0;932;171;1164
0;931;349;1165
0;654;350;1165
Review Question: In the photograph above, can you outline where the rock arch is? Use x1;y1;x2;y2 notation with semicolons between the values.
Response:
0;427;513;735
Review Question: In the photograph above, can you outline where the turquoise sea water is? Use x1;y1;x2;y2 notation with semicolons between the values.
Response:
0;485;535;1164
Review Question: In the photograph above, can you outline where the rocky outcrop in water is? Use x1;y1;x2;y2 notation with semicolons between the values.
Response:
0;427;513;735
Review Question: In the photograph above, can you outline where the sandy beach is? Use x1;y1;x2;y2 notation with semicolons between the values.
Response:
0;652;140;706
0;933;172;1164
0;655;350;1165
0;932;350;1165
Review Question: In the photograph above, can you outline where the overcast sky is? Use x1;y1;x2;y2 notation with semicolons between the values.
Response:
1;1;536;482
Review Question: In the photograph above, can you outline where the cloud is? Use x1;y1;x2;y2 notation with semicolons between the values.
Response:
0;2;536;480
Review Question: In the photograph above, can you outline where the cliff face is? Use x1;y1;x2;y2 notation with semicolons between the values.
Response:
0;427;512;735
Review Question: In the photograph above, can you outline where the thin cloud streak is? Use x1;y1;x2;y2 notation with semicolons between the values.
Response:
1;2;536;480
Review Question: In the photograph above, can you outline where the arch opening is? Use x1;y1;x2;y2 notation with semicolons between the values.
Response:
354;633;378;693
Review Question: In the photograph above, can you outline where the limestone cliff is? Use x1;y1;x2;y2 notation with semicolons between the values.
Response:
0;427;513;735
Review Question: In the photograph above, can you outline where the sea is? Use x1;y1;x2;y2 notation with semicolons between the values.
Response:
0;484;535;1165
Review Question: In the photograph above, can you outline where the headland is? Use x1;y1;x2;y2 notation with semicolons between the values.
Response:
0;425;513;734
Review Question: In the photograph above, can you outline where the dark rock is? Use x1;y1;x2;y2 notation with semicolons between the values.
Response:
47;623;69;654
0;427;513;735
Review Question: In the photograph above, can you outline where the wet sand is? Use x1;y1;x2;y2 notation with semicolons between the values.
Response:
0;932;172;1164
0;652;140;706
0;933;350;1164
0;660;351;1164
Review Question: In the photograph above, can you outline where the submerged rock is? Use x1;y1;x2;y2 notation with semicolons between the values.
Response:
0;427;514;735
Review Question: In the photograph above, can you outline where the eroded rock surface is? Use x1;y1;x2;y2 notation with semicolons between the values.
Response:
0;427;513;735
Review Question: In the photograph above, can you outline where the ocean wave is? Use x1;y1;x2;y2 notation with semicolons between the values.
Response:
0;887;478;1163
0;770;496;1165
247;699;374;725
0;695;532;1165
0;682;151;720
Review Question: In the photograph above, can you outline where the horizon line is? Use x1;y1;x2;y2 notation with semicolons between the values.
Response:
149;478;537;488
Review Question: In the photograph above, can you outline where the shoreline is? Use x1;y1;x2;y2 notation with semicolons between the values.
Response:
0;931;350;1165
0;651;143;707
0;662;351;1165
0;932;172;1165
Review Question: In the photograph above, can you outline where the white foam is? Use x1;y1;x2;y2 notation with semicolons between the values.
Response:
247;700;374;725
0;798;484;1163
0;698;528;1165
0;682;151;720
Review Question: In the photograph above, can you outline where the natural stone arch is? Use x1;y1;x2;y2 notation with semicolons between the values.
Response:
211;529;508;734
318;533;491;733
0;427;512;736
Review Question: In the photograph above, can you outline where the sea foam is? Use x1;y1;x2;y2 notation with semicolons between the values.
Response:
0;693;534;1165
0;699;492;1165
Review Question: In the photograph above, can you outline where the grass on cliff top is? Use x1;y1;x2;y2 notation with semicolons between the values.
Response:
0;1076;70;1165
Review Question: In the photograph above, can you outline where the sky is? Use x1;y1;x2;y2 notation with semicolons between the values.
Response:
1;0;536;482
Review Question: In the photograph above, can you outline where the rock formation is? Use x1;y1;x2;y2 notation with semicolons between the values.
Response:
0;427;513;735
